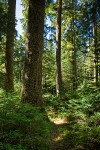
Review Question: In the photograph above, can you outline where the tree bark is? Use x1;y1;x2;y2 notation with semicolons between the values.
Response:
5;0;16;92
22;0;45;105
93;2;98;86
56;0;62;97
71;0;77;90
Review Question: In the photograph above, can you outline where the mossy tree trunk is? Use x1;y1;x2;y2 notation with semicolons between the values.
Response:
5;0;16;92
22;0;45;105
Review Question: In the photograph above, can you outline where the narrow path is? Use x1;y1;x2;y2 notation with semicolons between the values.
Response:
50;118;68;150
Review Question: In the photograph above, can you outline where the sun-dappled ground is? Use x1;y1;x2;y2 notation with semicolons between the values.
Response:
47;110;69;150
47;101;100;150
50;117;68;150
0;88;100;149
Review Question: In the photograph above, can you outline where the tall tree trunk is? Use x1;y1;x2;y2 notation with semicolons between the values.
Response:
5;0;16;91
71;0;77;90
22;0;45;105
93;2;98;86
56;0;62;97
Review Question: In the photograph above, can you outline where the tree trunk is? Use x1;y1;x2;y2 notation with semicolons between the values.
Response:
93;2;98;86
56;0;62;97
71;0;77;91
22;0;45;105
5;0;16;91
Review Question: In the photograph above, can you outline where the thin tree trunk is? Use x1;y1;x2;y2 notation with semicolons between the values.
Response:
22;0;45;105
56;0;62;97
93;2;98;86
5;0;16;91
71;0;77;90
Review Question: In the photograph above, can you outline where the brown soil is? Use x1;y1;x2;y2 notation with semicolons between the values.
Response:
50;118;68;150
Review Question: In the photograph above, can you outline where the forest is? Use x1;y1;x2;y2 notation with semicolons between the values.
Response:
0;0;100;149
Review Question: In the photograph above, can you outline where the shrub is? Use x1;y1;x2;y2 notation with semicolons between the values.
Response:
0;89;53;150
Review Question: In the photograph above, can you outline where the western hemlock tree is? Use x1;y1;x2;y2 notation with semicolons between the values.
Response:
22;0;45;105
5;0;16;91
56;0;62;97
71;0;77;90
92;1;98;86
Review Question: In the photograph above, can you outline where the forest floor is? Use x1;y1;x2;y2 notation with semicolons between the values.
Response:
49;115;69;150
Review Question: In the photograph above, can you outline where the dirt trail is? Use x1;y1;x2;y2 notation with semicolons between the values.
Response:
50;118;68;150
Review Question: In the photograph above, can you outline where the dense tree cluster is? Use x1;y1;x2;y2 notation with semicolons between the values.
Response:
0;0;100;101
0;0;100;149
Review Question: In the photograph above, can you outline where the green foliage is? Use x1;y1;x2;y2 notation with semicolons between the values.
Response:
44;83;100;149
0;0;100;149
60;121;100;150
62;90;100;149
43;41;56;93
0;88;53;150
14;37;25;82
0;1;7;40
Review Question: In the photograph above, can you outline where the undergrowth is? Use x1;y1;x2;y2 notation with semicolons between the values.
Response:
0;87;53;150
0;82;100;150
44;83;100;150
